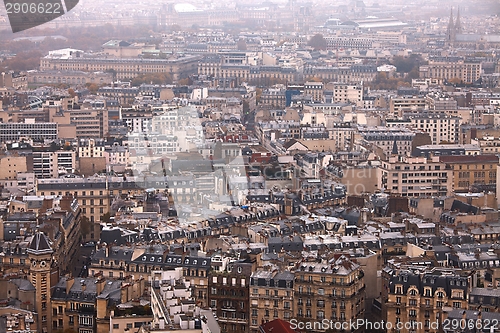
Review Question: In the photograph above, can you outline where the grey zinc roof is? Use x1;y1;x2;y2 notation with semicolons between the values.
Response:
470;287;500;298
10;278;35;291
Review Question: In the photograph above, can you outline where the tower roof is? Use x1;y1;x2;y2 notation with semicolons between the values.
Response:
448;7;454;30
27;231;53;255
455;8;462;34
392;139;399;155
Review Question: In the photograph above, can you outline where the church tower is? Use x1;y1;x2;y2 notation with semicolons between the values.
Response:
455;8;462;34
447;7;455;43
27;231;53;333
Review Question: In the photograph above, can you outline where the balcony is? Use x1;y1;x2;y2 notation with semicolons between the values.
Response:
217;317;247;324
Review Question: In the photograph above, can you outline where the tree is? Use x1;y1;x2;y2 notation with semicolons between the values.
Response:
391;54;426;73
86;83;99;94
308;34;327;51
448;77;462;85
177;77;191;86
0;50;42;71
100;212;111;223
169;24;182;32
68;88;76;98
131;73;172;86
307;76;323;82
255;88;263;104
105;68;117;82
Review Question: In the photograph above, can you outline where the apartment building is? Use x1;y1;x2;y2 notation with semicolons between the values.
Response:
439;155;498;193
260;87;286;108
471;135;500;154
328;123;355;152
97;86;139;105
249;270;294;333
208;260;254;333
419;59;482;84
293;256;365;332
382;267;470;333
0;153;30;181
358;126;415;159
150;268;219;332
89;247;211;308
425;94;458;110
0;72;28;89
36;176;143;241
51;275;148;333
104;145;130;171
469;288;500;312
378;156;452;197
69;109;109;139
389;96;427;117
198;55;223;78
328;83;363;104
304;81;324;102
32;150;76;179
387;113;460;145
413;144;481;158
121;108;153;133
78;139;105;158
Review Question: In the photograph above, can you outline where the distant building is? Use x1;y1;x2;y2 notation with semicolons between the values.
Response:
0;121;57;143
40;50;201;81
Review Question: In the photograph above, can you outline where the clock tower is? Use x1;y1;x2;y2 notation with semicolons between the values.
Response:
27;230;53;333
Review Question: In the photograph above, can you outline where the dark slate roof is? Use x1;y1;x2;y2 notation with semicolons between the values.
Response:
268;236;303;252
389;271;468;296
164;255;211;268
92;247;135;263
450;200;479;214
430;245;452;262
445;309;500;332
27;231;52;255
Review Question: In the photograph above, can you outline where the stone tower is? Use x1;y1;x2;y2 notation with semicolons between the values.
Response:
447;7;455;43
27;231;53;333
447;7;463;45
455;8;462;34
